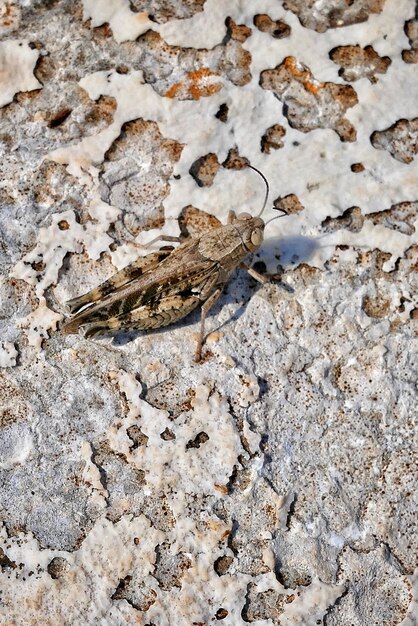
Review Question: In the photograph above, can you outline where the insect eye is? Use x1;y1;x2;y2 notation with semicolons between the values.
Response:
251;228;263;246
237;212;251;221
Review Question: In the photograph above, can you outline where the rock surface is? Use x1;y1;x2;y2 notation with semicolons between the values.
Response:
0;0;417;625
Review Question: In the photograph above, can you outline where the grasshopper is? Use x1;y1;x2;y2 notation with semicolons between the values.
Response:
62;165;277;361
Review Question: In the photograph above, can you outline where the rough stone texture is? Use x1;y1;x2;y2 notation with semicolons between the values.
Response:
113;573;157;610
0;2;21;36
242;582;288;622
101;118;183;233
153;541;192;590
260;56;359;141
330;45;391;83
47;556;71;579
325;546;412;626
138;17;252;99
371;118;418;163
129;0;206;23
0;1;417;625
283;0;386;32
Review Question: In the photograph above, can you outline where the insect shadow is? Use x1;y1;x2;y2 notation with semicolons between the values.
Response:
212;234;321;333
111;233;321;349
262;233;321;267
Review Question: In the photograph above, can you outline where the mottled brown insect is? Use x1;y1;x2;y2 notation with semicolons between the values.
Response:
62;166;275;361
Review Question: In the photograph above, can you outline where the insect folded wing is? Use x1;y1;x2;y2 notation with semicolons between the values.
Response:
62;239;219;337
65;248;175;316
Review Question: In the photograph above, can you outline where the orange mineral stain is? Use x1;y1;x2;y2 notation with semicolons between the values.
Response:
284;56;322;94
165;68;223;100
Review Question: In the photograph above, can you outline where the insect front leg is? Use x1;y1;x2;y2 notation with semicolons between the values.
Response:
195;287;223;363
193;267;231;361
240;262;269;284
240;262;293;292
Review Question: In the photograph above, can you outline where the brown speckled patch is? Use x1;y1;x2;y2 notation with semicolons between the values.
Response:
0;1;20;35
261;124;286;153
222;147;249;170
225;15;252;43
273;194;304;214
367;201;417;236
215;102;229;122
47;557;70;579
253;14;291;39
260;56;358;141
189;152;220;186
371;118;418;163
402;19;418;63
214;554;233;576
330;45;391;83
351;162;365;172
362;294;391;318
178;205;222;238
0;374;29;427
322;206;364;233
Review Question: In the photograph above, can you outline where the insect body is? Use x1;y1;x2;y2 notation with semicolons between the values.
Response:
62;167;272;361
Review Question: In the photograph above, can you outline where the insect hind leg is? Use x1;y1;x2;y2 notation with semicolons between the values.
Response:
80;294;201;339
195;287;223;362
141;234;181;249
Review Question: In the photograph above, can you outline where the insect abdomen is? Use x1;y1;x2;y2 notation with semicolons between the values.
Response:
81;294;201;337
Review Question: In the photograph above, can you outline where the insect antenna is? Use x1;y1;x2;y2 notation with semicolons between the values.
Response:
265;210;288;227
247;164;270;217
